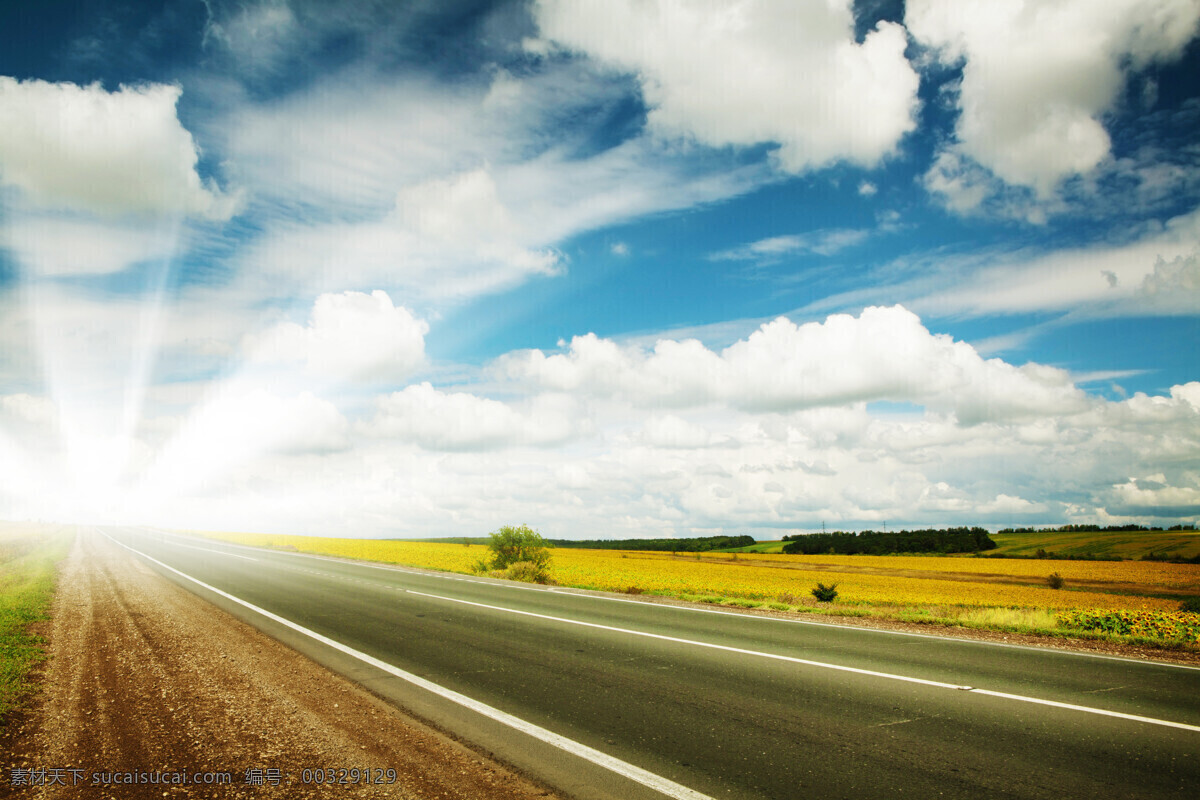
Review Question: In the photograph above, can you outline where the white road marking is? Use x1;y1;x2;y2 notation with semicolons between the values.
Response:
99;530;715;800
406;589;1200;734
970;689;1200;733
404;590;974;690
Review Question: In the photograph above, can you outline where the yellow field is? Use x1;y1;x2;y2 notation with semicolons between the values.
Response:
691;551;1200;592
200;531;1198;613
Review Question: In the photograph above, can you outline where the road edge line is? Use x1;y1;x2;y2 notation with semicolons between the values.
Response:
99;529;716;800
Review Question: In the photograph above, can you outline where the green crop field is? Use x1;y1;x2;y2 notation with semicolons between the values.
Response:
719;541;788;553
989;529;1200;560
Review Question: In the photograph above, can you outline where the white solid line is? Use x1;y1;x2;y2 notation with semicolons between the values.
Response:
99;530;714;800
406;589;1200;734
971;689;1200;733
405;590;974;691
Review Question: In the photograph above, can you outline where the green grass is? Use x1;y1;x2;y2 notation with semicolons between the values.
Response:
716;541;787;553
0;527;72;723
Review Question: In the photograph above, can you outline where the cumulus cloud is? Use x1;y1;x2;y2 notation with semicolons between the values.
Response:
638;414;724;449
496;305;1091;424
532;0;919;172
1137;251;1200;311
0;78;235;218
1106;475;1200;517
908;0;1200;203
31;367;1194;538
365;382;578;451
245;290;427;382
390;167;563;276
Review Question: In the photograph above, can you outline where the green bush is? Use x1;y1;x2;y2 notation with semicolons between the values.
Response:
476;525;553;582
1047;572;1065;589
811;583;839;602
504;560;551;583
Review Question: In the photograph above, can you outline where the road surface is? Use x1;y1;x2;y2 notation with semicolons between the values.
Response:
100;527;1200;800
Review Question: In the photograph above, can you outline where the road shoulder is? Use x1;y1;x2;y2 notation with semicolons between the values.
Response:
2;530;561;799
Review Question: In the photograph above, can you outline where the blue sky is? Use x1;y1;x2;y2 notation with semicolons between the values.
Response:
1;0;1198;538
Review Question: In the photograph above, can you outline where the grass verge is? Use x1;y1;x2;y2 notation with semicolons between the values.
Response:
0;527;72;724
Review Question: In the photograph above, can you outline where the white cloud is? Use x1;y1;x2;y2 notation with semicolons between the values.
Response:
710;228;870;262
245;290;427;383
235;167;565;301
2;214;182;276
496;305;1091;424
217;57;772;303
1172;382;1200;408
14;350;1191;538
638;414;723;449
1107;475;1200;516
0;393;58;428
202;0;300;77
532;0;919;172
364;382;579;451
908;0;1200;199
134;388;349;507
1137;251;1200;311
911;206;1200;317
922;149;1000;217
858;181;878;197
235;132;766;301
0;78;235;219
0;393;61;458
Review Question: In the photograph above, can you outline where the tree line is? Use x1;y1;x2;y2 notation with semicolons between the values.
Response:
548;535;756;552
781;527;997;555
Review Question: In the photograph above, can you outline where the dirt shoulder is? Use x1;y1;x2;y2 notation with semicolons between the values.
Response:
1;530;560;799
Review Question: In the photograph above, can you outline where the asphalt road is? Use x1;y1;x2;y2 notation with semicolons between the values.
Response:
100;527;1200;800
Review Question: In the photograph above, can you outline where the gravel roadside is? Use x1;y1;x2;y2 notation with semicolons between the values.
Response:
1;530;561;800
